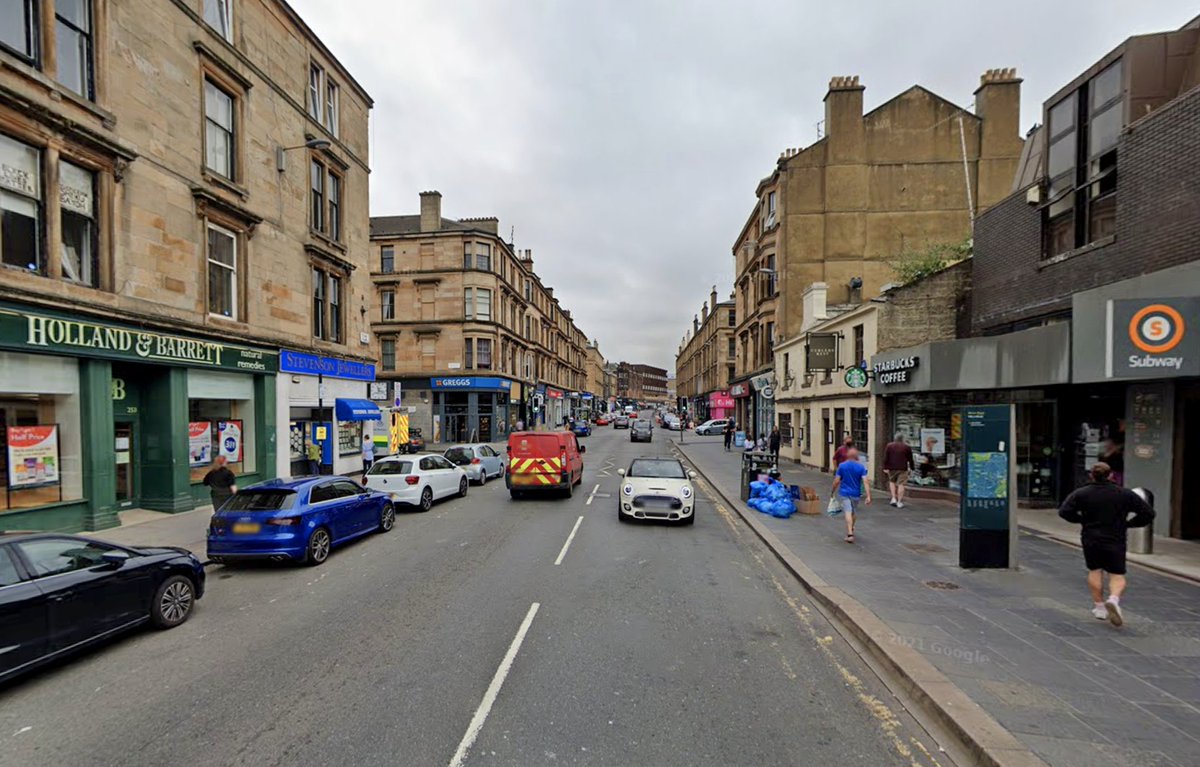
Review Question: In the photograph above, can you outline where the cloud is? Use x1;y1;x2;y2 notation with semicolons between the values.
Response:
290;0;1198;369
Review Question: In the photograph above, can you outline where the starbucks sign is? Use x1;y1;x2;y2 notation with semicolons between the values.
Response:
844;367;868;388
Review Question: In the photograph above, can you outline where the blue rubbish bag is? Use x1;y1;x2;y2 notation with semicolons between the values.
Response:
758;498;795;518
747;497;765;512
749;480;768;499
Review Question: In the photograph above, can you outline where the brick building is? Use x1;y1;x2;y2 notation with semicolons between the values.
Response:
675;286;736;423
615;362;668;405
369;192;590;441
0;0;373;531
871;16;1200;540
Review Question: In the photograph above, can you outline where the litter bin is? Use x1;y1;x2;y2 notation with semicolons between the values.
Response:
1128;487;1154;555
740;451;777;500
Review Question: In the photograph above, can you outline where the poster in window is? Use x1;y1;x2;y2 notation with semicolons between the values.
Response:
6;425;60;488
189;421;213;467
920;428;946;457
218;420;243;462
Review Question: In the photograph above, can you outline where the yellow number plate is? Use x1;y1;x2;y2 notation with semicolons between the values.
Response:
232;522;261;534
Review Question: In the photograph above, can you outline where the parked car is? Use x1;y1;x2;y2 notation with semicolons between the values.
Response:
663;415;681;431
0;532;206;685
595;415;610;426
445;444;506;485
613;416;630;429
695;418;731;436
570;420;592;437
506;431;586;499
363;454;469;510
207;477;397;566
617;457;698;524
403;428;426;454
631;419;653;443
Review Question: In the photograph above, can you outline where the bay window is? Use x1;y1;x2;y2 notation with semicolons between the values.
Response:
59;160;96;286
0;134;42;273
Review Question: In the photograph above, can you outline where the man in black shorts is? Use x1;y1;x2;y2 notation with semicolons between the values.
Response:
1058;462;1154;626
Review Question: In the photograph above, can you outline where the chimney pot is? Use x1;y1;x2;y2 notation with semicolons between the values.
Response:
419;191;442;233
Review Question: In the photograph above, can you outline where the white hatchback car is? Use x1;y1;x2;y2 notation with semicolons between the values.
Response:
362;454;468;511
617;457;698;525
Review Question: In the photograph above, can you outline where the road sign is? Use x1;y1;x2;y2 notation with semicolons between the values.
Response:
844;367;868;388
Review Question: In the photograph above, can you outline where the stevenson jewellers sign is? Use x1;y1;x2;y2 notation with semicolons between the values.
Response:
0;306;278;372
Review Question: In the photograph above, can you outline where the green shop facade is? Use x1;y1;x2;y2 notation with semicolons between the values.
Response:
0;301;278;533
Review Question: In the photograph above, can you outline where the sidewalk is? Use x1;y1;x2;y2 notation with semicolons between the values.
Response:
674;435;1200;767
103;506;216;557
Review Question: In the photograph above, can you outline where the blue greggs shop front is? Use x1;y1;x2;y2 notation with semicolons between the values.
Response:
430;377;513;444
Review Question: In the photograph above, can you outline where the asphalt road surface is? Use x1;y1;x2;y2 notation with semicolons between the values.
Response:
0;421;952;767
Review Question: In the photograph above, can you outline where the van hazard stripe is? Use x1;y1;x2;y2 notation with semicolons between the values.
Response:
548;457;562;469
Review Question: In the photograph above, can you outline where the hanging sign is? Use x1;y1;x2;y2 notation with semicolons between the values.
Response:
844;367;868;388
188;421;213;466
6;425;60;488
218;420;243;462
805;333;839;371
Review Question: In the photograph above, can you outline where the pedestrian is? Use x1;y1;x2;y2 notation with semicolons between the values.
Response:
882;432;915;508
305;439;320;475
203;455;237;512
756;433;767;451
723;421;734;451
830;447;871;543
516;418;525;432
1057;462;1154;626
769;427;781;463
362;433;375;474
832;436;854;470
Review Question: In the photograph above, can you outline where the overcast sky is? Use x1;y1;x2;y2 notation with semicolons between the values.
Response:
291;0;1197;371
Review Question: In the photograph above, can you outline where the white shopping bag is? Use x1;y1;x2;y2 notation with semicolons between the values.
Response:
826;496;843;516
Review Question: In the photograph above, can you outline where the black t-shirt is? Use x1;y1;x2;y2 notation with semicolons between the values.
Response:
1058;481;1154;545
204;466;237;493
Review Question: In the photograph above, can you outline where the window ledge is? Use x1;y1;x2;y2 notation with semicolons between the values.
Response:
1039;235;1116;268
200;170;249;200
206;313;248;330
310;230;347;253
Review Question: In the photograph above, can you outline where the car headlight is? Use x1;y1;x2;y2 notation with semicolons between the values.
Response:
622;484;634;496
681;485;693;499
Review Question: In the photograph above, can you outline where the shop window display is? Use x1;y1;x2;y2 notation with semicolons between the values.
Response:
188;399;254;482
0;354;83;511
338;420;362;456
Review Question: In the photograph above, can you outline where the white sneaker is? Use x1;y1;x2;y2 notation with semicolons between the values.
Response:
889;499;897;507
1105;598;1124;627
896;501;905;509
1091;604;1108;620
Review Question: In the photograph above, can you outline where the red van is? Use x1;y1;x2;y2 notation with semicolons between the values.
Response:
506;431;586;499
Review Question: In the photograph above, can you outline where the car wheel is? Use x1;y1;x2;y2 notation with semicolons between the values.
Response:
150;575;195;629
379;502;395;533
420;487;434;511
305;527;332;566
458;477;469;498
564;479;573;499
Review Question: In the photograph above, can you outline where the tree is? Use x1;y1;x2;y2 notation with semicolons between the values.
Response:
888;238;972;285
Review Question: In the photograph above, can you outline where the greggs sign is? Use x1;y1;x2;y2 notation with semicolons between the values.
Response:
1108;298;1198;378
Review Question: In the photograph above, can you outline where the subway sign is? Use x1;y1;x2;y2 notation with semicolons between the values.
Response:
1108;298;1199;378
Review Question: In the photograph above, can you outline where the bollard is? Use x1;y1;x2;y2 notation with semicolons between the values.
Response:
1128;487;1154;555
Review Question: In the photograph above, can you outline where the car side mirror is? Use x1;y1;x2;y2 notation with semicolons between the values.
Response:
100;550;132;569
617;468;626;476
688;471;697;479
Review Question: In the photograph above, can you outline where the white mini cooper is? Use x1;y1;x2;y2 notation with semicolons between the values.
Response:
617;458;698;525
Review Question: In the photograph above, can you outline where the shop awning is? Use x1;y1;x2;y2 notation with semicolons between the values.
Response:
335;398;382;421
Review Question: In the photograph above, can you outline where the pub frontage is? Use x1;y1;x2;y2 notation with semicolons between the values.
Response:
0;300;278;533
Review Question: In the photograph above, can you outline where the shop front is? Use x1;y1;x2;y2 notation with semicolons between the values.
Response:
871;324;1070;504
545;386;565;428
430;376;513;444
708;391;735;421
1072;264;1200;539
0;301;277;533
277;351;378;477
730;381;752;437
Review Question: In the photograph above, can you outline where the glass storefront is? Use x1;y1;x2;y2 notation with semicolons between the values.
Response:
433;391;510;443
0;352;83;511
187;370;257;483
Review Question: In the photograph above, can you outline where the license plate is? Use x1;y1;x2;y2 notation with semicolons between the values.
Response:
232;522;261;534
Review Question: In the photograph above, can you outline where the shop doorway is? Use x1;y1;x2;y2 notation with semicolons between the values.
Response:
822;412;831;470
1177;395;1200;539
114;420;137;508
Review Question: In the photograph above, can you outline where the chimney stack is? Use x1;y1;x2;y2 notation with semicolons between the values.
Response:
823;75;865;164
460;216;499;235
974;68;1024;209
800;282;829;334
702;300;709;321
419;191;442;233
693;314;700;333
710;284;718;309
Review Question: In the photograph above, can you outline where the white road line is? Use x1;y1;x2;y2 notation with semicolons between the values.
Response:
448;602;541;767
585;483;601;505
554;515;585;564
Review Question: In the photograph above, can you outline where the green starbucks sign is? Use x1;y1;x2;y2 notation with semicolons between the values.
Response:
844;367;868;388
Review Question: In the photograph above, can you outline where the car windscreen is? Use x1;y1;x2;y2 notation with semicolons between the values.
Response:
445;447;473;465
634;420;650;427
628;460;686;479
369;460;413;475
222;490;297;511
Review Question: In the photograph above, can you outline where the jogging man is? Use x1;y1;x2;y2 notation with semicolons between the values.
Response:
882;432;915;508
830;447;871;543
1058;462;1154;626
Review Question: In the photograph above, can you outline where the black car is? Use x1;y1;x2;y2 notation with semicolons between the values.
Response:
631;419;653;443
0;532;206;685
404;428;426;454
613;416;630;429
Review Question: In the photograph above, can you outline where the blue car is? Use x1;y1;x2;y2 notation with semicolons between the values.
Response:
207;477;395;566
570;420;592;437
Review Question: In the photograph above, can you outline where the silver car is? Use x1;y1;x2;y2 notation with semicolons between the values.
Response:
444;444;506;485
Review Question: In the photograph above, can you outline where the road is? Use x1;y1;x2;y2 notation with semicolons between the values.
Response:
1;421;951;767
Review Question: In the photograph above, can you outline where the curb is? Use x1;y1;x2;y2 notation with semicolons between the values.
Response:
677;443;1050;767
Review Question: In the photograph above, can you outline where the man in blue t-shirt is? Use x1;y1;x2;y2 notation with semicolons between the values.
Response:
831;447;871;543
